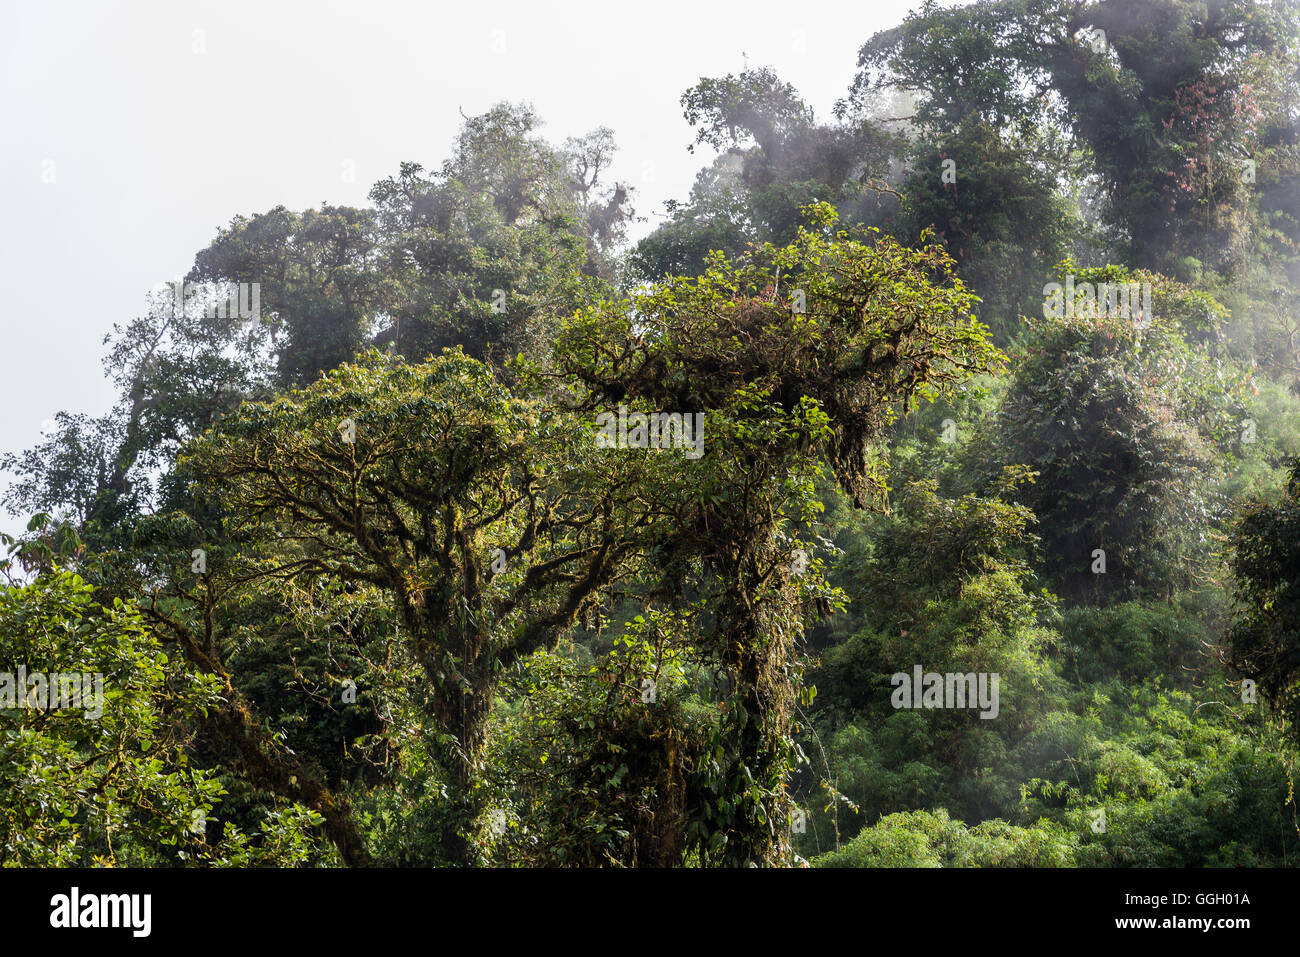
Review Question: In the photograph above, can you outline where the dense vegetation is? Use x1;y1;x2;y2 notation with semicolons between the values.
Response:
3;0;1299;868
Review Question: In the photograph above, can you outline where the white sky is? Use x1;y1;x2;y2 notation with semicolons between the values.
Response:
0;0;943;533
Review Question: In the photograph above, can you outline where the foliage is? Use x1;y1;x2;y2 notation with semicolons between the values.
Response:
969;265;1247;601
5;1;1300;870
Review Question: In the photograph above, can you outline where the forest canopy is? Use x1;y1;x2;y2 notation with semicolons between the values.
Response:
2;0;1300;869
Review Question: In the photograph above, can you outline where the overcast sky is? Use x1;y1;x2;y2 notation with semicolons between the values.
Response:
0;0;942;533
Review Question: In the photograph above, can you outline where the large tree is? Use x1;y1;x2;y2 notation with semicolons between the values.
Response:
551;204;1002;863
853;0;1300;275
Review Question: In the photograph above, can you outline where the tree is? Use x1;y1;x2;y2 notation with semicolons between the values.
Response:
897;119;1079;341
190;204;382;387
0;570;329;866
1;284;275;540
971;265;1246;601
1226;460;1300;726
368;104;630;367
551;204;1002;863
184;349;661;863
853;0;1300;275
632;69;902;282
